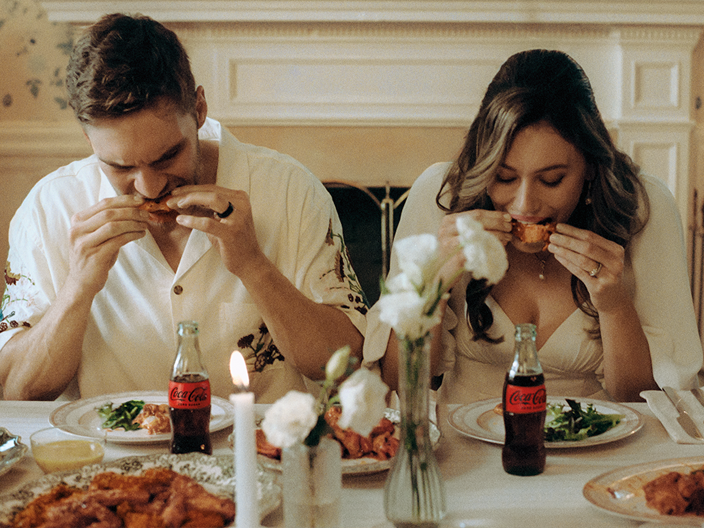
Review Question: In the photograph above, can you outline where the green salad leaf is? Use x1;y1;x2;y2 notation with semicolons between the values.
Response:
96;400;145;431
544;399;623;442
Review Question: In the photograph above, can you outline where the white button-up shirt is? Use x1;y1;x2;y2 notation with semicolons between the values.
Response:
1;119;367;402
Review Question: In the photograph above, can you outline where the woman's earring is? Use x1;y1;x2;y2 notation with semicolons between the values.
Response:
585;180;593;205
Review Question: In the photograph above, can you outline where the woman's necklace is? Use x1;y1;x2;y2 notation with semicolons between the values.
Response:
534;253;548;280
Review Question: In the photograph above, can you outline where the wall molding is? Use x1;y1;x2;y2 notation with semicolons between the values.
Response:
39;1;704;25
0;122;90;158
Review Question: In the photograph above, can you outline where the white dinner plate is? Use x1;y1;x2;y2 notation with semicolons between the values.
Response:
0;428;28;478
257;408;442;476
447;397;643;448
583;456;704;525
0;452;280;525
50;390;234;443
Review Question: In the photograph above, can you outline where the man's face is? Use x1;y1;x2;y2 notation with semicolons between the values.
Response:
83;97;204;204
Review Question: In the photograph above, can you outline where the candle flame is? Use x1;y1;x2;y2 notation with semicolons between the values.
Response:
229;351;249;392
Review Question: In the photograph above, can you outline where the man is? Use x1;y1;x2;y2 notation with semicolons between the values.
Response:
0;13;366;402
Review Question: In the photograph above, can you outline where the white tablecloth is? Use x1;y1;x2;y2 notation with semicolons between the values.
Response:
1;400;703;527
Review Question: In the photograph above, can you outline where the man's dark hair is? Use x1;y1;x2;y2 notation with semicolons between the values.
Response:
66;13;197;123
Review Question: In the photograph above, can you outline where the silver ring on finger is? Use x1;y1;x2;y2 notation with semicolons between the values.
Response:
589;262;602;278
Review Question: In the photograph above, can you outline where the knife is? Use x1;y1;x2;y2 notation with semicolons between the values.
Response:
663;386;703;440
691;387;704;409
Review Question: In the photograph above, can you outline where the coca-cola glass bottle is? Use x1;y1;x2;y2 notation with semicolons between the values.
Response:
502;323;546;476
168;320;212;455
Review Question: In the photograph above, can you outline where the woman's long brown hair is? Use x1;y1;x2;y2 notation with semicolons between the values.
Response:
437;49;648;342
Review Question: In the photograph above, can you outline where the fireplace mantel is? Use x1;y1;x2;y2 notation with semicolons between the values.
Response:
39;0;704;25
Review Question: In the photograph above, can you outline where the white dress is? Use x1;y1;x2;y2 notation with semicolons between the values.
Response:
363;162;703;404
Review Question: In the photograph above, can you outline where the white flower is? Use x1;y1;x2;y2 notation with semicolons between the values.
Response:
261;391;318;448
377;290;439;339
394;234;438;287
325;345;351;382
337;369;389;436
384;272;415;294
456;216;508;285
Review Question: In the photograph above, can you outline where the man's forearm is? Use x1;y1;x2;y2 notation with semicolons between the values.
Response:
238;259;363;380
0;279;93;400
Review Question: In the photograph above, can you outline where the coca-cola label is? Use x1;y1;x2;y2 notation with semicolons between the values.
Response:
168;380;211;409
504;384;547;414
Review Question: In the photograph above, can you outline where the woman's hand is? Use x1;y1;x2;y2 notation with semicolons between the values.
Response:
548;224;628;313
436;210;512;289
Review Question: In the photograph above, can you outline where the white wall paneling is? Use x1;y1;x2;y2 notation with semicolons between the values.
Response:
30;1;704;228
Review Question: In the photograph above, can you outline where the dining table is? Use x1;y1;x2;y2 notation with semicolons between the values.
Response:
1;398;703;528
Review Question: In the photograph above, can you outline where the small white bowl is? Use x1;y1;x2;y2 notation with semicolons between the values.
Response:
30;425;106;473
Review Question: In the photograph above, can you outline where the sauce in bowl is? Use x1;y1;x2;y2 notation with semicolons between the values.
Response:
30;426;106;473
33;439;105;473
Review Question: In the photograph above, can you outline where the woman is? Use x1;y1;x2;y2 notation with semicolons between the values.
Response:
363;49;702;404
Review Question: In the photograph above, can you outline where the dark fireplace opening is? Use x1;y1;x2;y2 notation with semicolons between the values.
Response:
326;184;409;306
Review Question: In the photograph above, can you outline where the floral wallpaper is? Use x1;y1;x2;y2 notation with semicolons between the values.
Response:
0;0;75;121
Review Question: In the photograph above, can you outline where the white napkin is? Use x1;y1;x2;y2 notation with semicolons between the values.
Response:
641;389;704;444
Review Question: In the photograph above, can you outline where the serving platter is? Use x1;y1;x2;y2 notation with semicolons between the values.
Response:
583;456;704;525
0;452;280;525
0;428;28;478
50;391;233;443
447;397;643;448
257;408;441;475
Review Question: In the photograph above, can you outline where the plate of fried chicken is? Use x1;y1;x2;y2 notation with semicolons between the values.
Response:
583;456;704;525
0;452;280;528
255;408;441;475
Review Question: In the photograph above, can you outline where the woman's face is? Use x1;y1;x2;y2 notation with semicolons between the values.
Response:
487;120;588;252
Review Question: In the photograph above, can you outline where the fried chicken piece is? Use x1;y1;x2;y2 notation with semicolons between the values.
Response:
10;468;235;528
181;512;229;528
511;219;556;250
372;432;399;460
90;469;173;494
120;511;165;528
644;471;691;515
324;406;341;428
678;471;704;515
132;405;171;435
370;417;395;437
10;485;82;528
257;406;400;462
138;197;178;223
36;490;124;528
173;474;235;520
334;428;364;459
325;407;364;458
255;429;281;460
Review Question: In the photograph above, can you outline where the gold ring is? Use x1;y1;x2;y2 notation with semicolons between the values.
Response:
589;262;602;278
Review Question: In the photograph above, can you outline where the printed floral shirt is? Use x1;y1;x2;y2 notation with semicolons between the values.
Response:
1;119;367;403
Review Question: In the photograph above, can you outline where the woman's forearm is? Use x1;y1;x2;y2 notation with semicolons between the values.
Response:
600;300;658;401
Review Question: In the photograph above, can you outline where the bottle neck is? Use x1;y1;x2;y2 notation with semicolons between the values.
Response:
509;324;542;376
172;321;208;380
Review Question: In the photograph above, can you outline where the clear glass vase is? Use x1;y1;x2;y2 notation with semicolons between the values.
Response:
384;335;446;528
282;436;341;528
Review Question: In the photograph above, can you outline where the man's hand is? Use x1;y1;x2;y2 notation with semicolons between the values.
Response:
68;195;149;297
169;185;265;279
